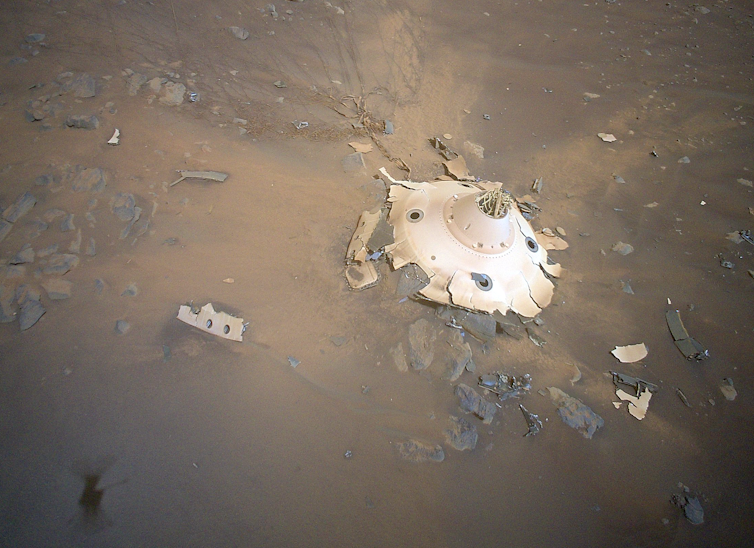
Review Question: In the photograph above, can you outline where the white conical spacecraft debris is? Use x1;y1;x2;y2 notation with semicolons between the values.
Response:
345;169;563;318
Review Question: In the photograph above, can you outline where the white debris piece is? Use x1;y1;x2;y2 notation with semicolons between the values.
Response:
611;343;648;363
177;302;245;342
107;128;120;145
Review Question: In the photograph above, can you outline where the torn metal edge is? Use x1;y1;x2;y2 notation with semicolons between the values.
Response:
177;302;245;342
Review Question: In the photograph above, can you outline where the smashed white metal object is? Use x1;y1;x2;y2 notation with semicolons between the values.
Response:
344;209;382;290
107;128;120;145
379;168;562;318
616;387;652;420
177;302;245;342
611;343;648;363
170;170;229;187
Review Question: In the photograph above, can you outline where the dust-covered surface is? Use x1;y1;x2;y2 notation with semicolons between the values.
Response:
1;1;752;546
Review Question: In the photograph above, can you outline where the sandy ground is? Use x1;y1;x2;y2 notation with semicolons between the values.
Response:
0;0;753;546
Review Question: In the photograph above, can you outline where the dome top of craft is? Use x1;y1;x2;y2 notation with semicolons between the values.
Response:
383;174;562;318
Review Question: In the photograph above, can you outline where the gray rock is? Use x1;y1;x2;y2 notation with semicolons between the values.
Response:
60;213;75;232
436;306;497;342
342;152;366;173
42;278;72;300
42;253;79;275
444;415;478;451
85;238;96;256
34;174;54;186
672;490;704;525
37;243;58;257
455;383;497;424
114;320;130;334
9;57;28;66
0;285;16;323
10;244;35;265
69;73;96;98
111;193;136;221
94;279;105;294
24;220;48;238
229;26;250;40
68;228;82;253
4;265;26;279
121;283;138;297
65;114;99;129
25;33;45;43
2;192;37;222
71;168;106;192
408;318;436;370
389;342;408;372
397;439;445;463
159;82;186;106
120;206;142;239
132;217;150;238
126;72;148;95
43;208;67;222
547;387;604;439
0;220;12;243
445;330;473;382
147;76;164;93
19;298;45;331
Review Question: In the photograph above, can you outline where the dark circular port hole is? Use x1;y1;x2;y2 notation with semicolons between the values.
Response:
206;319;213;329
525;237;539;253
407;209;424;223
223;325;230;334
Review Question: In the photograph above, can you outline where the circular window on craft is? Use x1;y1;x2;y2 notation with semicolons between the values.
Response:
406;209;424;223
206;319;213;329
471;272;493;292
525;236;539;253
223;325;230;334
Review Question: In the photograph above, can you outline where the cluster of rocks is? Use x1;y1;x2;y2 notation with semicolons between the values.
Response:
1;161;155;331
123;65;191;107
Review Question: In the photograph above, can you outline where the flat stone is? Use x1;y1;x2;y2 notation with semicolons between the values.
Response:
69;73;96;98
2;192;37;222
0;221;12;243
43;208;67;222
71;168;106;192
455;383;497;424
612;241;634;255
389;342;408;372
65;114;99;129
111;193;136;221
10;244;35;265
25;33;45;43
42;278;73;300
342;152;366;173
0;285;16;323
436;306;497;342
114;319;130;334
159;82;186;106
547;387;604;439
445;329;473;382
68;228;82;253
19;298;45;330
444;415;478;451
24;220;48;238
397;439;445;463
94;279;105;294
229;26;250;40
463;140;485;159
36;243;58;257
126;72;148;95
42;253;79;275
85;238;96;256
4;265;26;279
408;318;436;370
34;174;54;186
121;283;138;297
60;213;75;232
147;77;164;93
